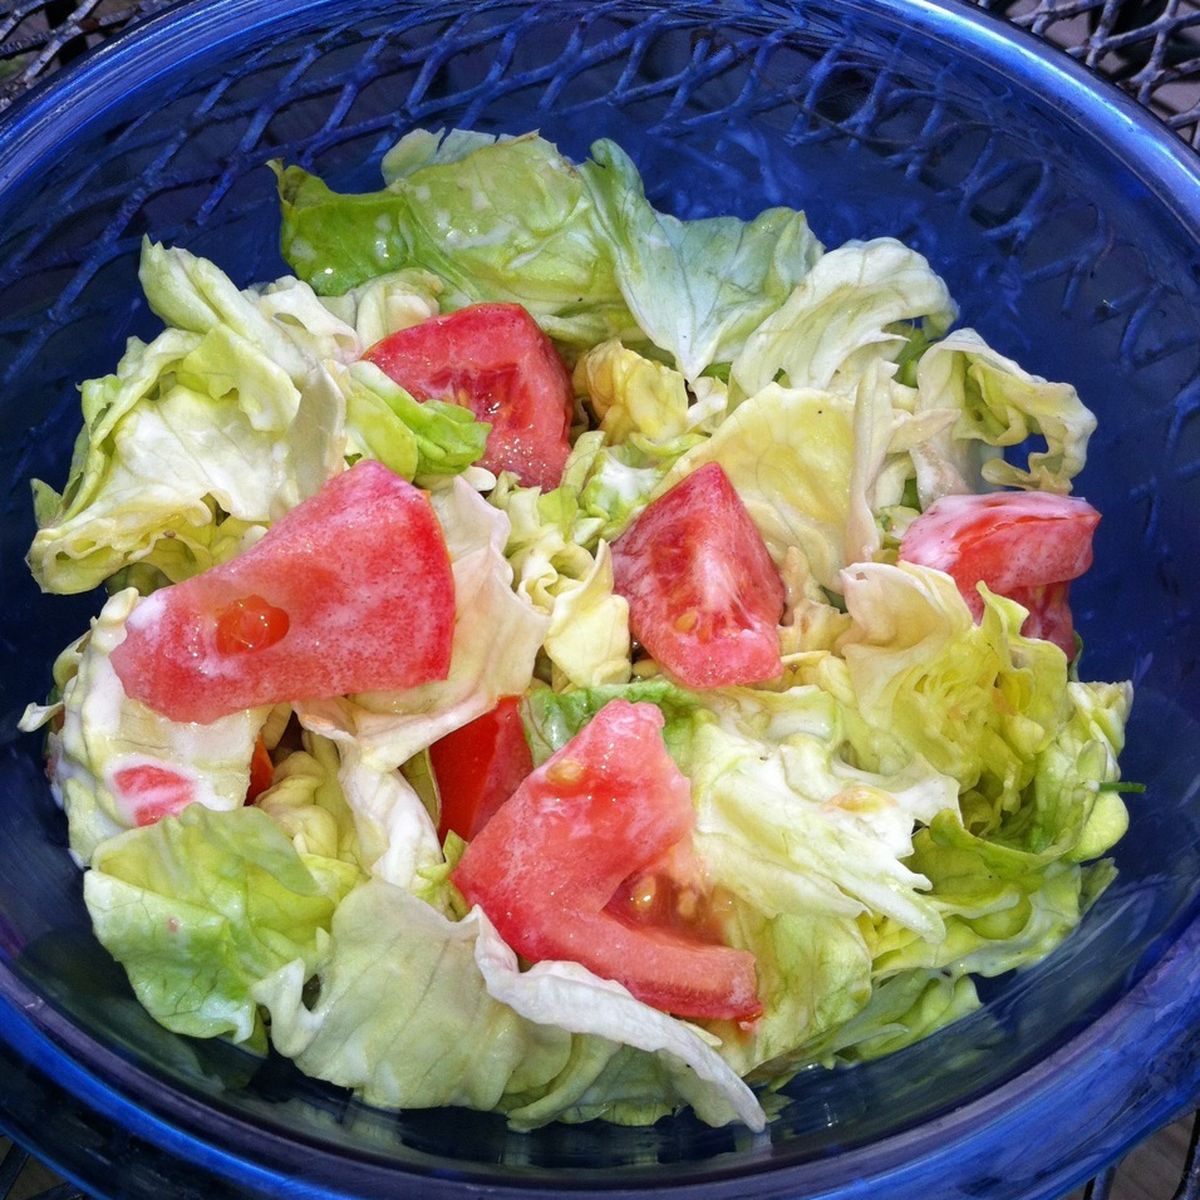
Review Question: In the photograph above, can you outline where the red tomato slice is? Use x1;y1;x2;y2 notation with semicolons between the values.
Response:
898;491;1100;656
452;699;761;1021
611;463;785;688
111;461;455;724
363;303;573;490
110;763;196;827
430;696;533;841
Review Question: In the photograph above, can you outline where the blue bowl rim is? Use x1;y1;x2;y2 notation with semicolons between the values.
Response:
1;0;1199;1196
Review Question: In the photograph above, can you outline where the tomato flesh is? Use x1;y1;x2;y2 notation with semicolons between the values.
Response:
111;460;455;723
612;463;785;688
247;737;274;802
452;699;761;1021
430;697;533;841
899;491;1100;656
111;763;196;827
364;303;573;490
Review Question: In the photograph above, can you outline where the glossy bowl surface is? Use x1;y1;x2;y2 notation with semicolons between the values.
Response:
0;2;1198;1198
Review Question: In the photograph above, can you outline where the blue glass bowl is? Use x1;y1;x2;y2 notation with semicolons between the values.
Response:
0;1;1198;1197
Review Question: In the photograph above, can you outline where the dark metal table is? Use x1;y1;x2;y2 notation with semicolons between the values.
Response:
0;1;1196;1197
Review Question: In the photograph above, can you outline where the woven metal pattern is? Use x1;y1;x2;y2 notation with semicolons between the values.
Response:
2;0;1200;141
0;1;173;107
982;0;1200;145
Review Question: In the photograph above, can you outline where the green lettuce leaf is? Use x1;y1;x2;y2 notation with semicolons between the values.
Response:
689;718;957;938
253;878;765;1129
823;563;1070;817
20;589;267;864
84;804;361;1046
520;678;704;768
29;243;347;594
254;731;363;866
730;238;956;400
581;138;822;380
488;468;632;688
912;328;1098;503
344;360;490;480
706;906;873;1083
800;967;980;1067
276;131;634;347
316;268;443;348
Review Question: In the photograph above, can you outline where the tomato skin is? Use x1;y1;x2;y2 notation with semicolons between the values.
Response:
611;463;785;688
364;303;573;490
899;491;1100;656
111;461;455;724
452;699;761;1022
430;697;533;841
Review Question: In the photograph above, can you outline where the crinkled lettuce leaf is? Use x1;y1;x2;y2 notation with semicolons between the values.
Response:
581;139;822;381
344;360;490;480
912;328;1097;504
276;131;634;347
689;718;957;938
730;238;956;400
520;677;704;769
706;906;873;1082
254;731;363;866
801;967;981;1067
316;268;443;348
335;745;448;906
253;878;765;1129
825;563;1070;818
84;804;361;1047
489;469;631;688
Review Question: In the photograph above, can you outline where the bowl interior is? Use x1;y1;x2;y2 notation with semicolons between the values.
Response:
1;0;1199;1194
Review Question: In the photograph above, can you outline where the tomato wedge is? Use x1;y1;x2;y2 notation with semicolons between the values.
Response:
453;699;761;1022
363;303;573;490
899;491;1100;656
611;463;785;688
111;461;455;723
430;697;533;841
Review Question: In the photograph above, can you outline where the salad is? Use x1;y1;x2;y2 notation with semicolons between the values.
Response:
20;129;1134;1133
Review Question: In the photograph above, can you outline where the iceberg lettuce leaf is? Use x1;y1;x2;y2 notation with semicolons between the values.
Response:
276;132;634;347
912;328;1097;504
85;804;360;1046
730;239;956;400
581;139;822;381
36;589;267;864
29;244;348;594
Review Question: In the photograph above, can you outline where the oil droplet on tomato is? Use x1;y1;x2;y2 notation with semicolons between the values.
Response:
215;594;290;655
